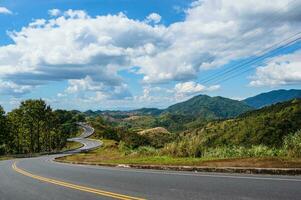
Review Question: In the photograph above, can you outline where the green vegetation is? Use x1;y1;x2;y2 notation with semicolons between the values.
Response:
138;127;173;148
72;98;301;169
160;99;301;159
61;141;83;152
283;130;301;158
57;139;301;168
164;94;253;118
195;98;301;148
83;94;254;133
0;99;84;155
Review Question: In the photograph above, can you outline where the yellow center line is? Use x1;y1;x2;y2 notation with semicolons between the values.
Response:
12;161;146;200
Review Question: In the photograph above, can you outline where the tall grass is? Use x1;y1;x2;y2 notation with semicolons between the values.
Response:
160;129;301;159
202;145;282;158
160;135;203;157
283;130;301;158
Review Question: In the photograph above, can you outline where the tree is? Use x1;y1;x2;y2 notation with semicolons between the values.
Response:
0;106;7;155
4;99;82;154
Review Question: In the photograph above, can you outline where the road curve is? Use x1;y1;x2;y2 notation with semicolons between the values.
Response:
1;124;301;200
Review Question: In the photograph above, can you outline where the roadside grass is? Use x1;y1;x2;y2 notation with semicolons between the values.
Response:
61;141;83;152
57;140;301;168
0;156;14;161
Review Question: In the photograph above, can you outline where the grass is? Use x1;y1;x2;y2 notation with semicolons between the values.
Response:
57;140;301;168
60;141;83;152
0;156;14;161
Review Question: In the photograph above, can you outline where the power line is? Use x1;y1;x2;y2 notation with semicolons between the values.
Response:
200;31;301;85
198;0;301;83
210;36;301;85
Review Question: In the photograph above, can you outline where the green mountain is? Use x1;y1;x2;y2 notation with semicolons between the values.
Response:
194;98;301;147
243;89;301;108
164;94;253;119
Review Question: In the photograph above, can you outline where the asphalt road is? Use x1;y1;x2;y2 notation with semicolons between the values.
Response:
1;124;301;200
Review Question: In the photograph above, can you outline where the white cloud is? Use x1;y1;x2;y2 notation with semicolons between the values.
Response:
0;0;300;99
66;76;104;93
134;0;301;83
146;13;161;24
250;50;301;87
48;9;61;17
0;7;12;15
174;81;220;99
0;81;33;96
66;75;131;100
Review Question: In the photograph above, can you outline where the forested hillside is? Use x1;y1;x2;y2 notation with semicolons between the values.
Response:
0;99;85;155
76;98;301;163
164;94;253;118
189;98;301;148
103;94;254;133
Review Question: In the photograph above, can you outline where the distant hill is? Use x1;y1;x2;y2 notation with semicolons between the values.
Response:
243;89;301;108
164;94;253;119
84;108;162;118
194;98;301;147
130;108;163;116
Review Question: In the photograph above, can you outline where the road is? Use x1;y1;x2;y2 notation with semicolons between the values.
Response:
1;124;301;200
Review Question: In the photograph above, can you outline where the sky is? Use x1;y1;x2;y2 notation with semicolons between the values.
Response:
0;0;301;111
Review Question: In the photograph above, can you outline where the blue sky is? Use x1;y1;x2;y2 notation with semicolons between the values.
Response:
0;0;301;111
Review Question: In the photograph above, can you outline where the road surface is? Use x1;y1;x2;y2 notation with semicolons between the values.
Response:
1;124;301;200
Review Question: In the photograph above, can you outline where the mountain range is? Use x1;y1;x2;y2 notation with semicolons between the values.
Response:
84;89;301;120
84;89;301;121
243;89;301;108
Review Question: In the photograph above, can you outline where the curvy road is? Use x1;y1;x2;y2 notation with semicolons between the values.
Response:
1;124;301;200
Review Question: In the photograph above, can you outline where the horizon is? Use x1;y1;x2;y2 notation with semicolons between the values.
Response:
4;88;297;113
0;0;301;112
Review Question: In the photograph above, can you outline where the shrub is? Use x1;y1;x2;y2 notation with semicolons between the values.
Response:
202;145;281;159
161;135;202;157
0;144;5;155
136;146;158;156
118;141;133;155
283;130;301;158
119;132;149;149
138;127;174;148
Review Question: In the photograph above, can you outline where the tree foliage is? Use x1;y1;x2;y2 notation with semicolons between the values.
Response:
0;99;82;155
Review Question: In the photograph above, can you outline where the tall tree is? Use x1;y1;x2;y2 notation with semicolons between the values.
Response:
0;106;7;155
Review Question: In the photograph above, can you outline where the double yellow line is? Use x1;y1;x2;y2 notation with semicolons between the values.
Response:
12;162;146;200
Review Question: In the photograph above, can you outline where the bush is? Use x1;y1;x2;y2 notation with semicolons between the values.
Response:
138;127;174;148
283;130;301;158
203;145;281;159
118;141;135;155
119;132;149;149
136;146;158;156
0;144;6;155
161;135;202;157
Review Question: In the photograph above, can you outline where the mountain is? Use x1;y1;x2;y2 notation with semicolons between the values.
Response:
243;89;301;108
129;108;163;116
193;98;301;147
164;94;253;119
84;108;162;118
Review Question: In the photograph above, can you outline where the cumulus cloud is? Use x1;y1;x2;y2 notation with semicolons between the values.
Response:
174;81;220;99
0;81;32;96
66;76;131;100
48;9;61;16
146;13;161;24
0;0;300;99
0;7;12;15
134;0;301;83
250;50;301;87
